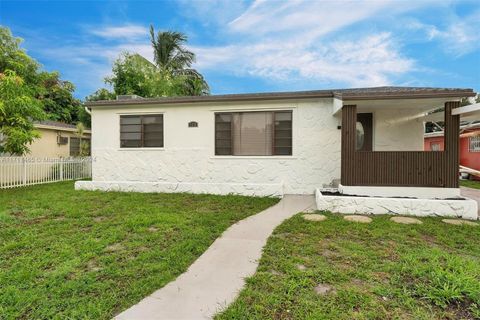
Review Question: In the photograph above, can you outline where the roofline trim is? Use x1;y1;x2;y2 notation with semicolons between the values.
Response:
336;90;476;101
85;88;476;107
85;91;333;107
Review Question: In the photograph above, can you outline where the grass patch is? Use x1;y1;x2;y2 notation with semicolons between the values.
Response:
217;213;480;319
460;179;480;190
0;181;277;319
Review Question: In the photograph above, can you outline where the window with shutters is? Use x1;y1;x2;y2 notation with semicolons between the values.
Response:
215;111;292;156
120;114;164;148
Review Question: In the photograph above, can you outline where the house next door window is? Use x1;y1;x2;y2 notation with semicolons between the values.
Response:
356;113;373;151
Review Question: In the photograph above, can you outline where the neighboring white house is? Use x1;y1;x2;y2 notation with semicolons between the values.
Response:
76;87;479;219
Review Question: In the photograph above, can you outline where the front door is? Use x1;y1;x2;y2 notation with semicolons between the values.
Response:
356;113;373;151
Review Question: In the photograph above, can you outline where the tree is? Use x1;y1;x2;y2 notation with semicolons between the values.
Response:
74;122;90;156
0;26;84;126
0;27;40;85
85;88;116;102
105;52;173;97
87;27;209;101
174;69;210;96
149;28;195;72
38;71;83;123
149;26;209;96
0;70;45;155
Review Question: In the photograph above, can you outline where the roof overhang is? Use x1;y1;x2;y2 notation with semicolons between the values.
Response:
334;90;475;101
85;87;476;108
332;97;466;116
423;103;480;122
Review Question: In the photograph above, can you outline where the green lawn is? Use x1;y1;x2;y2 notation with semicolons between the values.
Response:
217;212;480;320
461;179;480;190
0;181;277;319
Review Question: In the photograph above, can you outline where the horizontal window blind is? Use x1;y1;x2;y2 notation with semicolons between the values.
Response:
215;111;292;156
120;114;163;148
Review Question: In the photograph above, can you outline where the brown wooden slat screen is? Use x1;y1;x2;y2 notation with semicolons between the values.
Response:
341;102;459;188
444;101;460;188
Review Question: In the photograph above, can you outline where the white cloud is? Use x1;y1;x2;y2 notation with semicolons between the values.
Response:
407;10;480;57
31;0;478;97
193;32;413;87
177;0;249;26
90;24;148;40
190;0;423;87
437;11;480;56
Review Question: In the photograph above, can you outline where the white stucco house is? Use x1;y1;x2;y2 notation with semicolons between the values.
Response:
76;86;479;219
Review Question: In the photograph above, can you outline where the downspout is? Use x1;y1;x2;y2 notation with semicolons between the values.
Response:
84;106;91;115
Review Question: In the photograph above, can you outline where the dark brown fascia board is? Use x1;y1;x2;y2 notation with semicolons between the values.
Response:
336;89;476;101
86;88;476;107
85;90;334;107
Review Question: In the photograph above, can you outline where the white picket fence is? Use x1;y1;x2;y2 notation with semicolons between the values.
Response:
0;157;92;189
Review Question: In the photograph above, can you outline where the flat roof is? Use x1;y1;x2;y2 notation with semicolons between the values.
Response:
85;86;476;107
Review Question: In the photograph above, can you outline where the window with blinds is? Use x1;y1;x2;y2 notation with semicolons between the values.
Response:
120;114;163;148
215;111;292;156
470;136;480;152
69;137;91;156
70;137;80;156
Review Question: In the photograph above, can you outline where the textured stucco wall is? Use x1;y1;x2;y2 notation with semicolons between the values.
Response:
82;98;430;196
316;189;478;220
373;109;424;151
87;99;342;195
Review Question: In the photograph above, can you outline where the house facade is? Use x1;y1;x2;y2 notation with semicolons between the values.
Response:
30;121;91;157
76;87;478;219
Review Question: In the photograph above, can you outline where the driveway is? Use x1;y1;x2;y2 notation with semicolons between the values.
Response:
461;186;480;216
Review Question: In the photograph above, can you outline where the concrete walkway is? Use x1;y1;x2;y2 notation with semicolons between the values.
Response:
461;187;480;216
116;195;315;320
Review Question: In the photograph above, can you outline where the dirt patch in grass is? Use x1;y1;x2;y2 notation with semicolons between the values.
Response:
23;216;48;225
105;243;124;252
87;260;102;272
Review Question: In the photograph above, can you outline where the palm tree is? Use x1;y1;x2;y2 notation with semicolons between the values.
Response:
149;26;194;71
149;25;209;96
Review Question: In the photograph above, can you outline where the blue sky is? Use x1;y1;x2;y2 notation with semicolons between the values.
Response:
1;0;479;99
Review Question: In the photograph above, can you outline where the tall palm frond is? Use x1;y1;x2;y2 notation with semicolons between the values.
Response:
149;26;195;72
